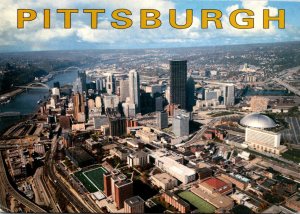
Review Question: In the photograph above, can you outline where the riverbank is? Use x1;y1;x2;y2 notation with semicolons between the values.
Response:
0;88;25;104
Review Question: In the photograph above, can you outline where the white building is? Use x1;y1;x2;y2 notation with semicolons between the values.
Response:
122;102;136;118
172;109;189;137
127;150;148;167
245;127;286;155
119;79;129;102
128;70;140;113
103;95;119;109
149;150;196;184
223;84;235;106
135;127;157;144
106;73;115;95
52;87;60;97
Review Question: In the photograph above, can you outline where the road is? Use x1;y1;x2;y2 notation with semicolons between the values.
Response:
184;118;220;147
273;78;300;96
0;152;47;213
44;134;98;213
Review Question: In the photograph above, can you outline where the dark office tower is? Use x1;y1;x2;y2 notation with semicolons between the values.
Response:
53;81;60;88
155;96;164;112
78;71;87;92
186;76;195;112
109;117;127;137
170;60;187;110
205;69;211;78
157;111;168;130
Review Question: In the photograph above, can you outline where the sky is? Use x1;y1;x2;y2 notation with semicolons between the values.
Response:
0;0;300;52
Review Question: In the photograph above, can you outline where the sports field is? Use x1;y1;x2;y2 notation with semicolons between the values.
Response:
178;191;216;213
74;167;107;193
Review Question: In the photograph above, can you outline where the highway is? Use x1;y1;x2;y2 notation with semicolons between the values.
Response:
274;78;300;96
0;152;47;213
44;135;96;213
184;118;220;147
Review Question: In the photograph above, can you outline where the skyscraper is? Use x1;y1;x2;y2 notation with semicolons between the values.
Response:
186;76;195;112
223;84;235;106
106;73;116;95
96;78;103;93
157;111;168;130
172;109;189;137
120;79;129;102
72;93;85;122
78;71;87;92
170;60;187;110
128;70;140;113
73;77;83;94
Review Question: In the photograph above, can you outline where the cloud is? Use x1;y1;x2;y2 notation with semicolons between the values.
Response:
0;0;299;51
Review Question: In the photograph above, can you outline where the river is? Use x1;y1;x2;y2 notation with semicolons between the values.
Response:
0;69;79;133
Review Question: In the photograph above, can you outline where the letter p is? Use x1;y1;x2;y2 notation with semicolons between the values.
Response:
17;9;37;29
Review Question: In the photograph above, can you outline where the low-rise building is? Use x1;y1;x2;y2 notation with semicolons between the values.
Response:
149;150;196;184
151;173;178;190
286;194;300;212
127;150;148;167
135;127;157;143
162;191;190;213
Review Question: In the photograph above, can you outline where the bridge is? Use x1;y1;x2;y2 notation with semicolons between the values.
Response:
0;112;21;117
63;66;81;72
0;112;32;118
16;82;50;90
273;78;300;96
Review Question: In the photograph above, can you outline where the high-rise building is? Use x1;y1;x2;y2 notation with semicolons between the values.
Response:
96;78;103;93
106;73;116;95
115;180;133;209
120;79;129;102
165;87;171;104
124;196;145;213
172;109;189;137
53;81;60;88
109;117;127;137
157;111;168;130
103;95;119;110
107;170;134;209
52;87;60;97
186;76;195;112
87;99;95;109
95;96;102;109
223;84;235;106
155;96;164;112
72;93;85;122
122;102;136;118
103;172;112;196
73;77;83;94
128;70;141;113
78;71;87;92
170;60;187;110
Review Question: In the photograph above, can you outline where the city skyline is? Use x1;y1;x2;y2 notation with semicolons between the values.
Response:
1;0;300;52
0;37;300;213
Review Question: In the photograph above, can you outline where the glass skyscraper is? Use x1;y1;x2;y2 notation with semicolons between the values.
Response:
170;60;187;110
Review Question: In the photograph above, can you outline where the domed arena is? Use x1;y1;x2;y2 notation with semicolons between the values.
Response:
240;113;277;129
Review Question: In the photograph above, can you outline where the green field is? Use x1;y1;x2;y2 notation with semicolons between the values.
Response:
178;191;216;213
74;167;107;193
